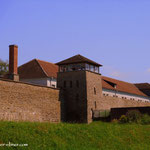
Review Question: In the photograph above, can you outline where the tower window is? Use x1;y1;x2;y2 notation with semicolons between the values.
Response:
94;87;96;95
76;80;79;88
94;101;97;109
70;81;72;88
64;81;66;88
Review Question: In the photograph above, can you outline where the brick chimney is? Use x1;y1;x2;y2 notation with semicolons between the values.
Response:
8;45;19;81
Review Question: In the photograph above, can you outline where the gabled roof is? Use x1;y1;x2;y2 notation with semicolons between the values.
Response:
56;54;102;66
102;76;147;97
18;59;58;79
135;83;150;97
135;83;150;89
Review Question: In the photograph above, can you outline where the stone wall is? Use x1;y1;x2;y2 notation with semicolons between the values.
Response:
0;79;60;122
86;71;102;123
97;95;150;110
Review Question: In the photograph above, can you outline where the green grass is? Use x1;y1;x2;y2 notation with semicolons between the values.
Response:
0;121;150;150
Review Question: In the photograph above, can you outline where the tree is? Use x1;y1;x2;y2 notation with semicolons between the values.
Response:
0;59;9;75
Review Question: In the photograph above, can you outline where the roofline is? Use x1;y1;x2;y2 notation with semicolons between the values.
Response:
102;75;133;85
56;61;102;66
18;58;36;68
35;59;49;77
36;59;56;65
56;54;102;66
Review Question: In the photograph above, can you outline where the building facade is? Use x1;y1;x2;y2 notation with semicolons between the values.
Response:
18;59;58;88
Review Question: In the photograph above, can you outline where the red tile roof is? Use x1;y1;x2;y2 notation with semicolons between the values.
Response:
37;59;58;78
56;54;102;66
18;59;58;79
102;76;147;97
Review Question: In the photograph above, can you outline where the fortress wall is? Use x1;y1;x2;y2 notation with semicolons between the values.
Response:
0;79;60;122
98;95;150;110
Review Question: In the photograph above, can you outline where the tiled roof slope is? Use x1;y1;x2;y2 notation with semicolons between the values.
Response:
18;59;58;79
56;54;102;66
135;83;150;97
102;76;147;97
37;59;58;78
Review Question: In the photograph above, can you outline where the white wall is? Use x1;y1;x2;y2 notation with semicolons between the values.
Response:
102;88;150;102
20;78;57;88
47;78;57;88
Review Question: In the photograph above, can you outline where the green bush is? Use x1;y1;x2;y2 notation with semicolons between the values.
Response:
126;110;142;123
141;114;150;125
119;115;128;123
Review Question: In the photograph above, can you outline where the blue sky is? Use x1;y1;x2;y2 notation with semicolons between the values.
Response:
0;0;150;83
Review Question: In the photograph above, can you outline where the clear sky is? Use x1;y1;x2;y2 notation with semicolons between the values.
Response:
0;0;150;83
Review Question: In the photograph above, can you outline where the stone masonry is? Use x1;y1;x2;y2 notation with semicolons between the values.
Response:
0;79;60;122
57;70;103;123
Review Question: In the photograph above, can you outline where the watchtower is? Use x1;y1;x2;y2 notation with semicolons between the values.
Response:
57;54;102;123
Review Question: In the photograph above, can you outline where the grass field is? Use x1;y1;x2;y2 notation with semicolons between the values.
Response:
0;121;150;150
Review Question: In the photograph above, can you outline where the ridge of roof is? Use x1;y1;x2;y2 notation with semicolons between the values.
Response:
56;54;102;66
18;59;36;68
36;59;48;77
36;59;55;65
36;59;58;78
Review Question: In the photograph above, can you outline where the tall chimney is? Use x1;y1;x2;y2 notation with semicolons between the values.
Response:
8;45;19;81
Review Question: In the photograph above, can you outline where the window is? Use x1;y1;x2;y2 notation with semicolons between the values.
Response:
59;66;63;72
94;101;97;109
85;64;90;70
90;65;94;72
70;81;72;88
76;80;79;88
94;66;99;73
94;87;96;95
64;81;66;88
52;84;55;88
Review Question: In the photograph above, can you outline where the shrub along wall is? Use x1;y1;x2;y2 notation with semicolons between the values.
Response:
111;106;150;120
0;79;60;122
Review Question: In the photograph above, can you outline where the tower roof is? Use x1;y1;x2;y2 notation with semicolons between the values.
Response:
56;54;102;66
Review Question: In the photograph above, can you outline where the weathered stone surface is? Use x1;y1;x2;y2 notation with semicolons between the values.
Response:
0;79;60;122
98;96;150;110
